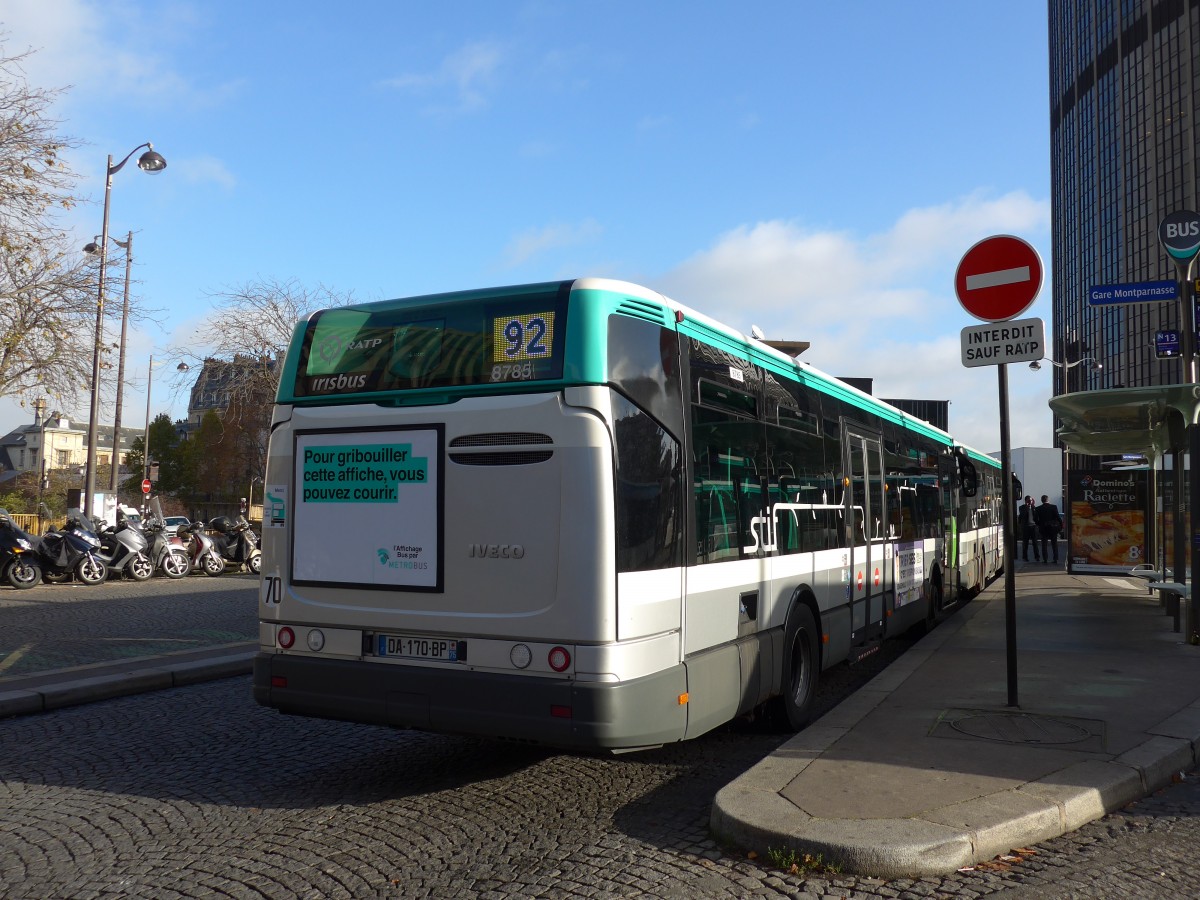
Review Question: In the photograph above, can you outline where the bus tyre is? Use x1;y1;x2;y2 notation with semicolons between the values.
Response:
771;604;819;732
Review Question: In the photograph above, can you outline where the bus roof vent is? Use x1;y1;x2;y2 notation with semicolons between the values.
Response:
450;432;552;447
615;299;670;326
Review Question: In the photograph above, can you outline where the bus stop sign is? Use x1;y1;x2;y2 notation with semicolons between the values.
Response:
955;235;1044;322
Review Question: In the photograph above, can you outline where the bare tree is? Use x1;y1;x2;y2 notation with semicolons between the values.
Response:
0;237;99;405
167;278;354;503
0;40;96;412
0;42;80;259
173;277;355;415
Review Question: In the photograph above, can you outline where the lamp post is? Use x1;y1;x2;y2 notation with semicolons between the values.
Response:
248;475;262;521
141;357;189;511
35;399;59;533
83;143;166;519
84;231;135;496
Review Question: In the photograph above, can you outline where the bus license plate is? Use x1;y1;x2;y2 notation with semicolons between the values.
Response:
377;634;465;662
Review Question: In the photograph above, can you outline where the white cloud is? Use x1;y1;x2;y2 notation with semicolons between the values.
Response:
503;219;602;268
650;190;1054;452
1;0;242;110
379;41;504;114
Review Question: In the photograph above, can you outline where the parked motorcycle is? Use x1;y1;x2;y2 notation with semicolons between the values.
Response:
97;512;154;581
0;509;42;589
205;514;262;575
175;520;226;576
142;498;191;578
36;510;108;585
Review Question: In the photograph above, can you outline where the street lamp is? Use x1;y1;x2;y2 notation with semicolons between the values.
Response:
141;357;189;507
83;142;166;518
1027;356;1102;374
248;475;262;521
85;231;135;495
35;400;61;533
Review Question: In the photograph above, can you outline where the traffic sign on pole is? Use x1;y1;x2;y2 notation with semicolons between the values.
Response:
954;234;1044;322
141;478;152;494
960;317;1045;368
1158;210;1200;262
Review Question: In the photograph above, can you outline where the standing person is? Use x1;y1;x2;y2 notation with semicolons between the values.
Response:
1034;494;1062;564
1018;495;1040;562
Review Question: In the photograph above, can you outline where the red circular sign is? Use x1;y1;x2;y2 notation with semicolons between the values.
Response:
141;478;152;494
954;234;1043;322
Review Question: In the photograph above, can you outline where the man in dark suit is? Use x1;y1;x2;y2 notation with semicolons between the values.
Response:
1034;494;1062;564
1018;495;1040;562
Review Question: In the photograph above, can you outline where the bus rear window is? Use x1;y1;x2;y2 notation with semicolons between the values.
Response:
294;289;568;397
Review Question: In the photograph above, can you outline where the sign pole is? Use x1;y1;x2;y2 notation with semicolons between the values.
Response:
998;363;1018;706
955;233;1044;709
1159;210;1200;644
1185;256;1200;642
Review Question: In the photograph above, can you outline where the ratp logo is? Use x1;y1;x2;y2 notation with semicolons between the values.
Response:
377;548;389;565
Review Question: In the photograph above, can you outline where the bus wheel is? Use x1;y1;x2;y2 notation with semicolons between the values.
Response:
770;604;819;732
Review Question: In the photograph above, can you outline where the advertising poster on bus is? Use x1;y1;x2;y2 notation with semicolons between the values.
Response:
1067;469;1146;574
292;427;443;590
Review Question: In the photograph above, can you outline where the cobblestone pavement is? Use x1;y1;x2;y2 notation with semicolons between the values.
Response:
0;575;257;678
2;622;1199;899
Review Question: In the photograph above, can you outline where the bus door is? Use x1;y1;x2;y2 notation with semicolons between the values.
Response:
938;454;960;605
843;425;888;660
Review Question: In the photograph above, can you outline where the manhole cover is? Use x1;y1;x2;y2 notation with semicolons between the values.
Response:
932;708;1105;751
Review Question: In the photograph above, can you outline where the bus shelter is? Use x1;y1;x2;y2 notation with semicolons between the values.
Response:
1049;384;1200;640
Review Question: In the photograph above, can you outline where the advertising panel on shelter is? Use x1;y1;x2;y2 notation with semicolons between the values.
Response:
1067;469;1146;574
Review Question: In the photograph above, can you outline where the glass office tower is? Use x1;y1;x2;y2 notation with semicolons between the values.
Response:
1049;0;1198;403
1050;1;1198;578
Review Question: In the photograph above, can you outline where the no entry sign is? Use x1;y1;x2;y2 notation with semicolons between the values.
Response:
955;235;1043;322
142;478;152;494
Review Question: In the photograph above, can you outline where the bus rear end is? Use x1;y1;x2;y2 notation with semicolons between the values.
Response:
254;280;688;750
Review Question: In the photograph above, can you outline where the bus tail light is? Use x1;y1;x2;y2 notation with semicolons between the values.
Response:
278;626;295;649
271;675;287;688
550;705;571;718
548;646;571;672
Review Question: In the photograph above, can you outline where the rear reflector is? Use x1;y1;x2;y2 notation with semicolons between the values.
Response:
271;676;287;688
550;705;571;719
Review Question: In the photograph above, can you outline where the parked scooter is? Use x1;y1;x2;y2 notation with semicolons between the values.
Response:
0;508;42;589
97;511;154;581
176;520;226;576
142;498;191;578
35;508;108;585
205;514;262;574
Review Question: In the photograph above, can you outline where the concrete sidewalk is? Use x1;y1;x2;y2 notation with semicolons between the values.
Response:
711;566;1200;878
0;642;255;719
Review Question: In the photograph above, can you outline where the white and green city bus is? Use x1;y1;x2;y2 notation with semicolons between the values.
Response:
253;278;1003;751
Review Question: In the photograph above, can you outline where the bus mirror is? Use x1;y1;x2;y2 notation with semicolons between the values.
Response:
959;458;979;497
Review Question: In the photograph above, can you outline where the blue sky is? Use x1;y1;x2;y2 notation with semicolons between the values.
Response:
1;1;1054;452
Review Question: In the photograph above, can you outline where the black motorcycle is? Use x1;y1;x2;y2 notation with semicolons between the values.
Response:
205;515;261;575
0;509;42;589
97;513;155;581
36;511;108;585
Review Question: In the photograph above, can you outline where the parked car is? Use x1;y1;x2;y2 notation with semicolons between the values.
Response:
164;516;191;536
